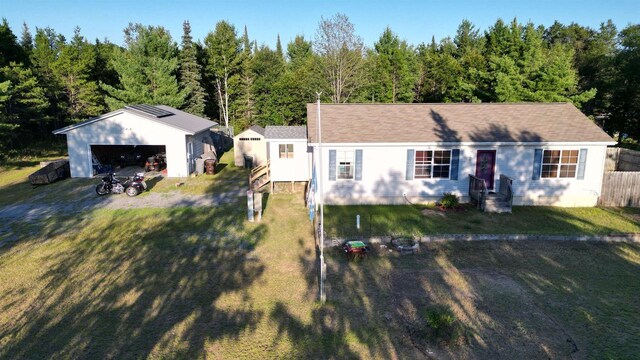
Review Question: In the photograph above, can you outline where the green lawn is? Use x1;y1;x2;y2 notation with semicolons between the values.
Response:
325;204;640;237
1;153;640;358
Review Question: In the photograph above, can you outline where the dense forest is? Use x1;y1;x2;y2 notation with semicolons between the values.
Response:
0;14;638;155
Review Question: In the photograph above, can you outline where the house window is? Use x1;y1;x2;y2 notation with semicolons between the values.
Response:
541;149;579;178
415;150;451;179
279;144;294;158
239;137;261;141
337;151;354;179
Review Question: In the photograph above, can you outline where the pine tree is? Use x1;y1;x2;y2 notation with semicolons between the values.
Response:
0;62;49;139
234;25;255;130
31;27;65;127
251;45;285;125
179;21;206;117
369;27;417;103
276;34;283;59
0;19;27;67
102;24;186;110
20;22;33;58
53;27;105;121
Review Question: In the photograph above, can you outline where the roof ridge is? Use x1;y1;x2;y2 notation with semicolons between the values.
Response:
307;102;571;106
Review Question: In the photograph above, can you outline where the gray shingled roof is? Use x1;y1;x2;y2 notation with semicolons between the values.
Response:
53;105;217;135
307;103;615;144
249;125;265;136
265;125;307;139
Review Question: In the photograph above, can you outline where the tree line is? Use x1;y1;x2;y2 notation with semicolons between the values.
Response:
0;14;638;153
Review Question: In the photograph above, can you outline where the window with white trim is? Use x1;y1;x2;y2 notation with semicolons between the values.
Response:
279;144;294;158
337;151;354;179
415;150;451;179
541;149;579;178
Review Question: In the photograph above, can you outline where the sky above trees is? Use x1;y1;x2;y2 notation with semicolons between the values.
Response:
3;0;638;49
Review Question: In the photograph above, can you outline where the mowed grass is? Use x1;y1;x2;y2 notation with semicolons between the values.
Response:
324;240;640;359
325;204;640;237
1;198;638;358
0;194;319;359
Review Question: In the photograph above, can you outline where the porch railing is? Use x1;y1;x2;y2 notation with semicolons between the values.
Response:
498;174;514;208
468;174;487;210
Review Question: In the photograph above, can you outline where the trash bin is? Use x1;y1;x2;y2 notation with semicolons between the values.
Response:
204;159;216;175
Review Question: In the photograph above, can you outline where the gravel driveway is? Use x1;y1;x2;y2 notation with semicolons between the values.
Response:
0;183;245;221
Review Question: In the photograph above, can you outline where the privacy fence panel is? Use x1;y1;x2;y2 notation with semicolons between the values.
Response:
599;171;640;207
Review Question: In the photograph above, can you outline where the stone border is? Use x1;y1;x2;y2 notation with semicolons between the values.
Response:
324;233;640;248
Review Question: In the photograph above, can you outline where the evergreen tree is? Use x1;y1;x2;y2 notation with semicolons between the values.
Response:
31;27;65;126
233;25;255;130
251;45;285;125
0;19;27;67
276;34;284;59
204;21;242;128
102;24;185;109
369;27;417;103
20;22;33;58
178;20;206;117
0;62;49;139
53;27;105;121
608;24;640;142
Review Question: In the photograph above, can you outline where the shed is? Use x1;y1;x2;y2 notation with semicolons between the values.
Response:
265;125;310;184
53;105;217;178
233;125;267;168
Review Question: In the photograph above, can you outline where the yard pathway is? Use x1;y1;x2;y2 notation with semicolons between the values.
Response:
0;183;245;221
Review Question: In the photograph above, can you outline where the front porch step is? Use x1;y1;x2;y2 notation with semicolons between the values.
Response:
483;192;512;213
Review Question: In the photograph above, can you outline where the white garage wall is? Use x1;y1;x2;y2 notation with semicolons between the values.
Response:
64;112;190;178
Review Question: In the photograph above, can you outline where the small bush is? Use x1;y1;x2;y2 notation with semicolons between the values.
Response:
423;305;465;346
438;193;459;209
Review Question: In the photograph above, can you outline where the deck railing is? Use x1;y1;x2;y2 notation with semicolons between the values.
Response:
498;174;514;208
468;174;487;210
249;160;270;189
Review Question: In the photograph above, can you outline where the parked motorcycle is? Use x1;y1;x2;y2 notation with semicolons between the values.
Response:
95;173;147;197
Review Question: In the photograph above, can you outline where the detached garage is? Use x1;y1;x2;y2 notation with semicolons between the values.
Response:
53;104;218;178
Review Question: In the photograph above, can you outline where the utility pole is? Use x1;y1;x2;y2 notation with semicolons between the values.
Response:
316;92;326;304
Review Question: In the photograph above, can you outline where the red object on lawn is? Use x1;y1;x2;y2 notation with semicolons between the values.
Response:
343;241;369;254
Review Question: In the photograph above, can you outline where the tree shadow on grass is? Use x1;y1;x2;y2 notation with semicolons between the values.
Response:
0;203;268;359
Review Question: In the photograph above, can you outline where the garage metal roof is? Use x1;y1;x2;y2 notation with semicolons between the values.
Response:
53;105;218;135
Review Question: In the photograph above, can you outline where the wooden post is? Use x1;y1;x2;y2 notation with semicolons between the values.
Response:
247;190;254;222
254;192;263;221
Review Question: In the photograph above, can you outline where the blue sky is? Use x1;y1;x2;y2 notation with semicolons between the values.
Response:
3;0;638;48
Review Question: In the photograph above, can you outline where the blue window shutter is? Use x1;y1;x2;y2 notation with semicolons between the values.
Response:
532;149;543;180
406;149;415;180
355;149;363;181
577;148;587;180
328;150;336;181
450;149;460;180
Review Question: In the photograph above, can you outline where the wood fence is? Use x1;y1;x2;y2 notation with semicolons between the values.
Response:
605;148;640;171
599;171;640;207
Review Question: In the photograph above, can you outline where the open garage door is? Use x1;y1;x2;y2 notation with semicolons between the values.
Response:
90;145;166;176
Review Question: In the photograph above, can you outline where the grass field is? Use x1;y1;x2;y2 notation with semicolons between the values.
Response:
325;204;640;237
1;153;639;358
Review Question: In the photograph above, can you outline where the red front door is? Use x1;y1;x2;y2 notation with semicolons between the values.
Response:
475;150;496;190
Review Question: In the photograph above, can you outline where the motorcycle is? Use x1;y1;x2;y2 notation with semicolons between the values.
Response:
95;173;147;197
